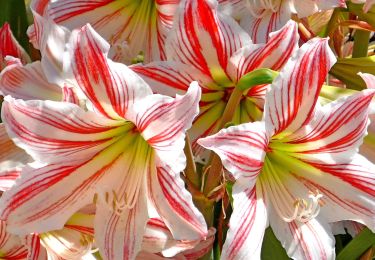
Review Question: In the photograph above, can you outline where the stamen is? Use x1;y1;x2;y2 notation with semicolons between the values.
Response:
282;190;324;223
97;190;135;216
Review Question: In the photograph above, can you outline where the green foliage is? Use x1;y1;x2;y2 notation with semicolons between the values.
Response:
337;228;375;260
330;56;375;90
261;227;290;260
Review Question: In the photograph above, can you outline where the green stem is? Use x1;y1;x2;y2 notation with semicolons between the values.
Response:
323;8;341;37
352;30;370;58
203;87;243;226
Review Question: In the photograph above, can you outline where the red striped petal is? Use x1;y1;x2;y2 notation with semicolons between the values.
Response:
0;23;30;70
2;97;125;165
0;59;62;101
70;24;152;120
286;154;375;231
0;123;31;170
263;38;336;137
222;179;268;260
283;90;375;159
0;221;28;259
95;188;148;260
132;82;201;171
240;5;291;44
166;0;250;79
132;61;216;94
141;218;214;258
148;163;207;241
270;213;335;260
25;234;48;260
0;169;20;191
228;20;298;82
198;121;269;179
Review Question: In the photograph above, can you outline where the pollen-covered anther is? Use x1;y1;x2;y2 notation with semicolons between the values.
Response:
282;190;324;223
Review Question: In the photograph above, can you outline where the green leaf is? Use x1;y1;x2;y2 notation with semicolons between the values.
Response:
261;227;290;260
347;2;375;29
337;228;375;260
0;0;30;52
329;56;375;90
236;68;278;91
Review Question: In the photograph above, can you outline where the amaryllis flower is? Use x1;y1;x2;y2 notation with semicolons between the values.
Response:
133;0;299;156
0;23;30;71
237;0;346;43
0;24;207;260
28;0;180;63
198;38;375;259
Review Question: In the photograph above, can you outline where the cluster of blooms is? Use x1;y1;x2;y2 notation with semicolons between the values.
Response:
0;0;374;259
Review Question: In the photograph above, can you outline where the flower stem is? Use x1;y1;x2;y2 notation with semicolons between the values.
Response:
352;29;370;58
203;86;243;225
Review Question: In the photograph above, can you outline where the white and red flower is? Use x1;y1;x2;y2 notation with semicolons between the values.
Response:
133;0;299;157
28;0;180;63
0;24;207;260
198;37;375;259
237;0;346;43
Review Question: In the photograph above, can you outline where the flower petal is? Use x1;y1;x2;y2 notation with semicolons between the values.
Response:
298;155;375;230
263;37;336;137
218;0;247;20
166;0;250;80
198;121;269;179
70;24;152;120
148;163;207;240
0;59;62;101
25;234;48;260
0;168;20;191
239;5;291;44
228;20;299;82
279;90;375;161
41;224;93;259
0;122;31;170
359;72;375;89
0;221;28;259
221;178;268;260
141;218;214;257
95;187;148;260
270;213;335;260
2;97;125;165
132;82;201;172
0;23;31;70
132;61;215;95
180;228;216;260
31;11;73;87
